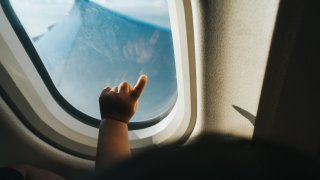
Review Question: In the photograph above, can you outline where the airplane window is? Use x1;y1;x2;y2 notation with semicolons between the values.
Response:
8;0;177;125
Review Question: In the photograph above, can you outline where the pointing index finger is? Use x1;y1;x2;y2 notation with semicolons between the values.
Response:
131;74;148;100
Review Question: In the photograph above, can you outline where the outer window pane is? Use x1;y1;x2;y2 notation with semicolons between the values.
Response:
10;0;177;123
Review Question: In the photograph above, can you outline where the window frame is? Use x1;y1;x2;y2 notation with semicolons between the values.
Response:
1;0;171;130
0;0;196;157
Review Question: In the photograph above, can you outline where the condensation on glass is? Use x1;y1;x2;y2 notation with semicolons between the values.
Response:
9;0;177;122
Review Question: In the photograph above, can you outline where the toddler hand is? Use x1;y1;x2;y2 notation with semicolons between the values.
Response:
99;75;148;123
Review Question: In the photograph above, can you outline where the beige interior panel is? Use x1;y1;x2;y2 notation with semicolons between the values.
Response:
195;0;279;138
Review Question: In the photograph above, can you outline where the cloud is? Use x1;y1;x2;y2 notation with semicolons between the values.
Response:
123;38;152;64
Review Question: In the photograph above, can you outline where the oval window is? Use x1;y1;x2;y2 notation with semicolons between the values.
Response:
9;0;177;124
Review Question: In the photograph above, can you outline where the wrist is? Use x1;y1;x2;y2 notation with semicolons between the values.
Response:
100;117;128;128
101;113;132;124
99;118;129;137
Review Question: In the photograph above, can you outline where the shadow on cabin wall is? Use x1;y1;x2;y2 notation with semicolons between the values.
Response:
254;0;320;157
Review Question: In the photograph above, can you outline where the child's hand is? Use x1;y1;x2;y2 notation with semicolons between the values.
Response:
99;75;148;124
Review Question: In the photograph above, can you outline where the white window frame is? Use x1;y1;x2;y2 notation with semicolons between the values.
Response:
0;0;196;158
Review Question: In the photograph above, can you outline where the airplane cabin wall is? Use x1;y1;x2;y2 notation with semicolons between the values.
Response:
193;0;280;138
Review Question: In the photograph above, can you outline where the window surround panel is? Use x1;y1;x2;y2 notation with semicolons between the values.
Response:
0;0;196;157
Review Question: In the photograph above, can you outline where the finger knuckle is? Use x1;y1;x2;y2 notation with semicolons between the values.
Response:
120;82;129;87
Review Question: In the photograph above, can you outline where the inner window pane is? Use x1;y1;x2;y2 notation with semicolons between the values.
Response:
10;0;177;123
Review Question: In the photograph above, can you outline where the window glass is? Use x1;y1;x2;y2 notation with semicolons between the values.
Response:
9;0;177;123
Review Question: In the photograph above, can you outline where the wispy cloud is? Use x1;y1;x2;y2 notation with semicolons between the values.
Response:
123;38;153;64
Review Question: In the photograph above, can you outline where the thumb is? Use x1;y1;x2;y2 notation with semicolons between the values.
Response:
131;74;148;100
